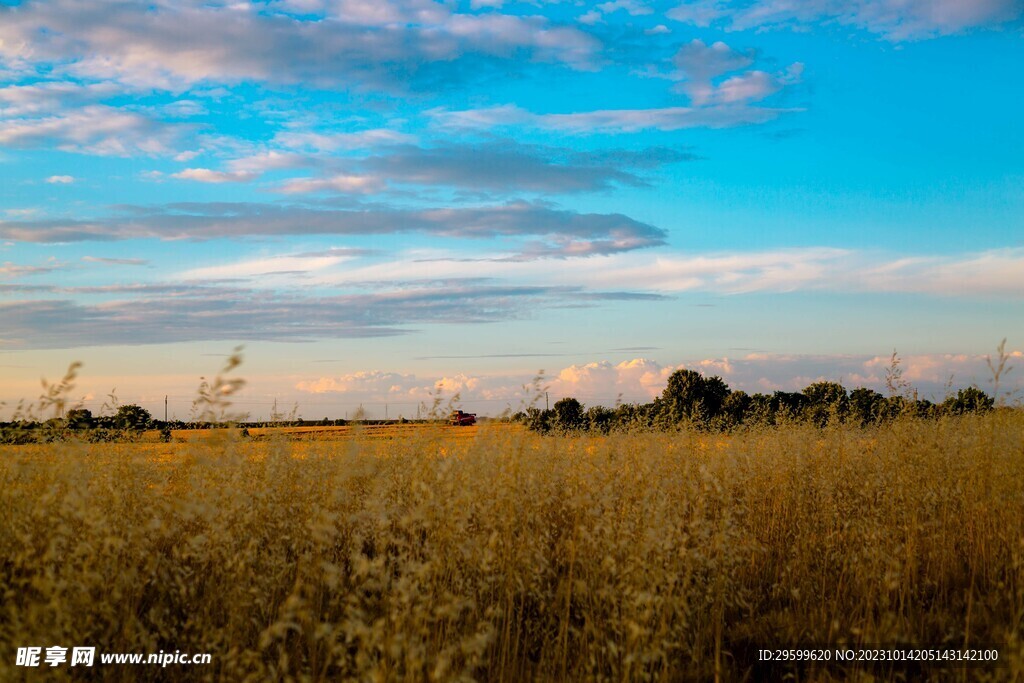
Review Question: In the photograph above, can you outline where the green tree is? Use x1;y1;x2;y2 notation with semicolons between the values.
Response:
524;407;553;434
942;387;994;415
114;404;152;431
719;390;751;428
802;381;849;426
772;391;808;421
908;398;938;419
746;393;777;426
613;403;655;431
65;408;94;429
585;405;616;434
658;369;730;426
848;388;885;426
553;397;585;432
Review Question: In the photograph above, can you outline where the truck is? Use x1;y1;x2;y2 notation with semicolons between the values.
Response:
449;410;477;426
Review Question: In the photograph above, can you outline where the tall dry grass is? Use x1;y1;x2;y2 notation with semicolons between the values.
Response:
1;413;1022;681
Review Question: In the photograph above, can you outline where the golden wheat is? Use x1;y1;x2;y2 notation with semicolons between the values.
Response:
1;413;1022;681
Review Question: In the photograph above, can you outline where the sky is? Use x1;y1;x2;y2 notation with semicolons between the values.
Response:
1;0;1022;420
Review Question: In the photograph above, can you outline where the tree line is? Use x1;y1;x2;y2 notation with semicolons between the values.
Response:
0;370;1004;444
0;404;165;444
0;408;441;444
513;369;998;435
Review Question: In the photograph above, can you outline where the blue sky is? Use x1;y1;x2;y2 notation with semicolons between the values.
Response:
1;0;1022;419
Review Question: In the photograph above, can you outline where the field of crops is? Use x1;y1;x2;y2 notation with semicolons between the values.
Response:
170;422;492;442
2;413;1023;681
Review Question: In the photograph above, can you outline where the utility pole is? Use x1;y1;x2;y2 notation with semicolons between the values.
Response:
385;404;388;420
546;392;549;411
164;395;168;423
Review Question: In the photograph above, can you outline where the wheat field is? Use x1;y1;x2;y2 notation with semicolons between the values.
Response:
1;414;1022;682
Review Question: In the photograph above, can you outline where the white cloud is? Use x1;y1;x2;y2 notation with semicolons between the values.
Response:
430;102;797;133
181;250;362;280
293;361;678;413
709;70;781;104
297;370;421;396
273;129;415;152
668;40;800;106
276;174;386;194
174;150;203;162
291;347;1024;415
551;358;683;401
4;209;38;218
294;368;530;416
667;1;730;27
0;202;666;259
430;40;800;128
226;151;315;175
0;280;598;349
158;99;206;118
82;256;149;266
0;259;68;278
668;0;1022;39
0;81;120;117
580;0;653;26
580;247;1024;297
673;39;752;81
860;248;1024;297
164;137;669;195
45;175;75;184
310;245;1024;299
171;168;258;183
596;0;653;16
0;0;600;91
163;151;319;184
0;106;184;156
446;14;597;67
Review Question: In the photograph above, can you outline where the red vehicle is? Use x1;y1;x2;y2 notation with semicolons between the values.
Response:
449;410;477;426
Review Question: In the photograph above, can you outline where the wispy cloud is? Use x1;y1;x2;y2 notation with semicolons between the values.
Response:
0;282;644;349
276;174;386;194
859;248;1024;297
0;81;120;117
273;129;416;152
225;151;319;175
354;141;696;193
81;256;150;266
0;201;667;260
171;168;258;184
0;260;69;278
168;140;697;199
306;246;1024;298
667;0;1022;39
0;106;185;156
0;0;600;91
180;249;366;280
430;102;799;133
428;35;803;133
